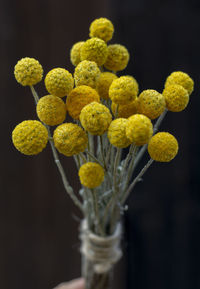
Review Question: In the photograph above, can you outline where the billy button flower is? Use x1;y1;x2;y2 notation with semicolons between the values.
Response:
111;98;138;119
36;95;66;126
162;84;189;112
45;68;74;98
165;71;194;96
79;162;105;189
109;76;138;105
80;37;108;66
14;57;43;86
126;114;153;146
96;72;118;100
70;41;85;66
74;60;101;89
12;120;48;155
148;132;179;162
104;44;129;72
89;17;114;42
108;118;131;148
137;89;166;120
53;123;88;157
80;102;112;135
66;85;100;120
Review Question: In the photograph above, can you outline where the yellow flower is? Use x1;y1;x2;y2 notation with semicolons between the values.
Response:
53;123;88;156
79;162;104;188
80;37;108;66
165;71;194;95
74;60;101;88
45;68;74;97
96;72;118;99
14;57;43;86
109;76;137;105
70;41;85;66
104;44;129;72
80;102;112;135
66;85;100;120
162;84;189;112
12;120;48;155
111;98;138;118
89;17;114;42
36;95;66;126
126;114;153;146
137;89;166;119
108;118;131;148
148;132;178;162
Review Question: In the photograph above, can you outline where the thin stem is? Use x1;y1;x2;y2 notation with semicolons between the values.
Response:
121;158;154;205
30;86;83;213
99;135;107;170
85;150;104;167
122;146;139;191
91;189;104;236
79;152;87;163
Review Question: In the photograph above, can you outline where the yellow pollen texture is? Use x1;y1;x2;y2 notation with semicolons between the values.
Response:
79;162;104;188
74;60;101;88
108;118;131;148
89;17;114;42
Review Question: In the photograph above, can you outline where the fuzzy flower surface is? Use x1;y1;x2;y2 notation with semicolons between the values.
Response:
89;18;114;42
104;44;129;72
96;72;118;100
148;132;178;162
79;162;104;189
70;41;85;66
137;89;166;119
165;71;194;95
80;102;112;135
45;68;74;97
109;76;137;105
111;98;138;118
14;57;43;86
108;118;131;148
74;60;101;88
53;123;88;157
36;95;66;126
126;114;153;146
80;37;108;66
66;85;100;120
162;84;189;112
12;120;48;155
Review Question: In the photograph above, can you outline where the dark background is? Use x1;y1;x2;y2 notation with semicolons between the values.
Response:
1;0;200;289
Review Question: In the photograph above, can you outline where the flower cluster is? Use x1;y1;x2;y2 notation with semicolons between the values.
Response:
12;17;194;238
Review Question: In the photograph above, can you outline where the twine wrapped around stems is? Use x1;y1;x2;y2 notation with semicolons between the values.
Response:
80;219;122;274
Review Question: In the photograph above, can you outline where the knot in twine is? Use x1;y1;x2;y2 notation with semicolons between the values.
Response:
80;220;122;274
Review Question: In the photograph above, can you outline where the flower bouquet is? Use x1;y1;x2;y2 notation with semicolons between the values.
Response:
12;17;194;289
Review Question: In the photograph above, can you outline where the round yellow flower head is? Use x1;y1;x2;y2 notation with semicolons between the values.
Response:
12;120;48;155
165;71;194;95
162;84;189;112
104;44;130;72
126;114;153;146
66;85;100;120
89;18;114;42
109;76;137;105
148;132;178;162
70;41;85;66
80;37;108;66
108;118;131;148
36;95;66;126
74;60;101;88
96;72;118;100
53;123;88;156
137;89;166;120
79;162;104;189
111;98;138;118
14;57;43;86
80;102;112;135
45;68;74;97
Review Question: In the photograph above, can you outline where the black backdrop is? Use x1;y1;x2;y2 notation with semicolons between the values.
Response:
1;0;200;289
